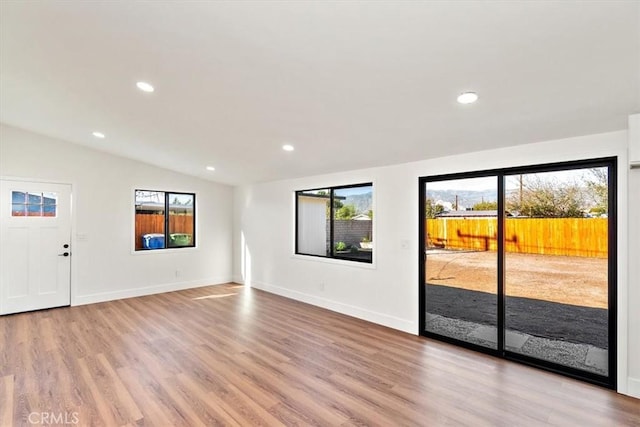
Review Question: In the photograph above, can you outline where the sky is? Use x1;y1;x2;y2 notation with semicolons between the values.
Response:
426;176;496;192
425;167;606;192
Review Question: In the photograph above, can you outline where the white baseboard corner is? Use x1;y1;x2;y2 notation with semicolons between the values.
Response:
627;377;640;399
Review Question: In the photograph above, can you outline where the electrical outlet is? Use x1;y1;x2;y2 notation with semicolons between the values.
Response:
175;269;182;278
319;281;325;291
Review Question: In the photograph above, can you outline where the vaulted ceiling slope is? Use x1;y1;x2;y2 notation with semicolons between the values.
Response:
1;1;639;185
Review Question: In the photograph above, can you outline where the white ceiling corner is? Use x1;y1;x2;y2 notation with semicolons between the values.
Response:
1;1;638;185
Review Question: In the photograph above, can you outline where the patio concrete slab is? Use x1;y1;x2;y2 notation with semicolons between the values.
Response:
426;312;442;322
469;326;529;350
504;330;530;350
585;346;608;371
426;314;608;376
468;325;497;343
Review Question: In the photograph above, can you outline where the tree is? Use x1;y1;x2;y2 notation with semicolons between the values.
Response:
325;198;343;217
335;204;356;219
472;201;498;211
425;198;445;218
506;175;585;218
585;167;608;215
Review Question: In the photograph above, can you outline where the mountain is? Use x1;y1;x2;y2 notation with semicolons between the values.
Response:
343;193;372;214
340;189;498;214
426;189;498;210
342;189;497;214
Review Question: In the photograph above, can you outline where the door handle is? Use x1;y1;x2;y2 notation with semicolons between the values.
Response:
58;252;70;257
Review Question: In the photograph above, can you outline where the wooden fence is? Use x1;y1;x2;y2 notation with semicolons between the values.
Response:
426;218;608;258
135;214;194;250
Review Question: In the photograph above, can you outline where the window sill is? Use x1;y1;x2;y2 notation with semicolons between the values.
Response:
291;253;376;269
131;246;198;255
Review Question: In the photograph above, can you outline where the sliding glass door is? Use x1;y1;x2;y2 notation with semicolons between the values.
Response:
424;176;498;349
503;166;613;377
420;158;616;388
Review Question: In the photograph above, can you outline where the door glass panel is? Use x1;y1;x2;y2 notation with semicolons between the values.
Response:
42;192;57;216
504;167;609;375
425;176;498;349
11;191;57;217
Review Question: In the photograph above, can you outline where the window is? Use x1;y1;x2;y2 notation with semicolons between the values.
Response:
11;191;57;217
296;183;373;263
135;190;195;251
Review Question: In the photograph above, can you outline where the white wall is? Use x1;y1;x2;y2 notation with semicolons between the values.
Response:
0;124;234;304
233;128;640;398
627;114;640;397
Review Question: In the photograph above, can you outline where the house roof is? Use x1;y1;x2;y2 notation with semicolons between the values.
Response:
436;210;513;218
1;2;638;185
298;193;346;201
352;213;372;220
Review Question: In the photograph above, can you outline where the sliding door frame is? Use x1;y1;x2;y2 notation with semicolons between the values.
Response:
419;157;617;389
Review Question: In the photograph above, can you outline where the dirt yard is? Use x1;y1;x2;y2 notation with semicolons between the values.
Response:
425;249;608;309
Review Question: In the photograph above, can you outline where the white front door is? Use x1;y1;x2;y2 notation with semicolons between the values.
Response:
0;180;72;315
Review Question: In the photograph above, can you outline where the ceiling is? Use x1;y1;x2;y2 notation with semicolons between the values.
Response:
1;1;638;185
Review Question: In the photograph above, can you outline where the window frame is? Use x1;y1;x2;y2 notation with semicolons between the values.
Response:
134;189;196;252
295;182;373;264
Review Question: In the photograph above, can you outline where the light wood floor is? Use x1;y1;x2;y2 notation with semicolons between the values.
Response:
1;284;638;426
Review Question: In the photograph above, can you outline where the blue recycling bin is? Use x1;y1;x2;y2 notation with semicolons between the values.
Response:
142;233;165;249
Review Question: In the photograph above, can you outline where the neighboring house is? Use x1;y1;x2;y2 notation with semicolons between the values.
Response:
436;210;514;218
297;193;330;256
352;213;371;220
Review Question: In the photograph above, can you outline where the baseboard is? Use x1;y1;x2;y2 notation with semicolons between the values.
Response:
250;280;416;334
232;275;245;284
73;277;232;306
627;377;640;399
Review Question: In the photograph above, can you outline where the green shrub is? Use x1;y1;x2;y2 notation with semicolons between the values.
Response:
335;241;347;251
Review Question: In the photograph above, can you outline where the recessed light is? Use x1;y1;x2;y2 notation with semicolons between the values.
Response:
92;131;105;138
136;81;155;93
282;144;295;152
457;92;478;104
206;166;216;171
